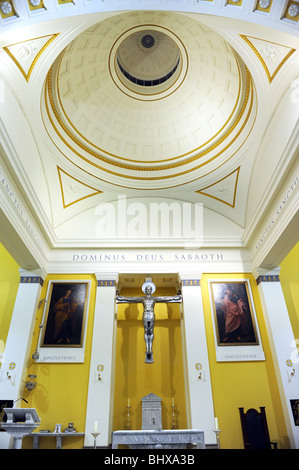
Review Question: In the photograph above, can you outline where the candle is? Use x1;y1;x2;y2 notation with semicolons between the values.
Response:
172;397;174;407
94;420;98;433
214;417;219;430
128;398;130;407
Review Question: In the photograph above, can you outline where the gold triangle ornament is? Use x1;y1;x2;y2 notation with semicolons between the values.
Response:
3;34;59;82
240;35;295;83
58;167;102;208
195;167;240;208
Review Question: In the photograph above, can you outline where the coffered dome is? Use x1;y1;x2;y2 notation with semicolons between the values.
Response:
43;11;255;189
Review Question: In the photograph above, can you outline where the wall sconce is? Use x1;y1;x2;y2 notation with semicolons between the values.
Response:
286;359;295;380
0;369;16;385
5;362;16;384
195;363;202;379
97;364;104;381
25;374;37;391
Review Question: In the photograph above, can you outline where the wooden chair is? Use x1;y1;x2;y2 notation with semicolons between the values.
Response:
239;407;278;449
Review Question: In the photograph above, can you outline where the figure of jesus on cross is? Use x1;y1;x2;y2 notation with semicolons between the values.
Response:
116;278;182;363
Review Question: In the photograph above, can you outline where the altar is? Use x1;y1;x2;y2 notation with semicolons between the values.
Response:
112;393;205;449
111;429;205;449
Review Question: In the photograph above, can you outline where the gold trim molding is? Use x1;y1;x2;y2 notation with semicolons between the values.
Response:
45;65;253;175
195;167;240;208
240;35;296;83
3;34;59;82
58;167;102;208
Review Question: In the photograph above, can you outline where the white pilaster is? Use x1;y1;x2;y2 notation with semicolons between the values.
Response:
0;268;46;449
179;272;216;446
254;267;299;449
84;272;118;448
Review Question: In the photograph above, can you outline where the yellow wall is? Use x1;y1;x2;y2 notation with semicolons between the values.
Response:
16;269;293;448
0;243;19;359
201;273;288;449
113;277;288;449
113;286;187;433
22;274;97;449
0;240;296;448
280;242;299;340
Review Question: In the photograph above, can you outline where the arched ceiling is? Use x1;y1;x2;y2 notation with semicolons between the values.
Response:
0;0;298;260
44;11;252;190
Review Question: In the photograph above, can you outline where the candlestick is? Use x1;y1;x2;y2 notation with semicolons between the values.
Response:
214;417;219;430
213;429;222;449
91;431;100;449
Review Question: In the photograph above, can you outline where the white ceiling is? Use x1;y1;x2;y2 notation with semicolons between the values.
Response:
0;0;298;271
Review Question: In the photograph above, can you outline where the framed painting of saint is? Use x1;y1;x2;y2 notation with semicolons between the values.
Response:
209;280;264;362
36;281;91;363
41;282;89;347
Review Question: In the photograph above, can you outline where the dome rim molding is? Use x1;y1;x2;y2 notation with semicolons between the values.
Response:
42;69;256;190
44;67;254;164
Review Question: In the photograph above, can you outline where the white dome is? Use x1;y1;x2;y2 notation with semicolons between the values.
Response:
44;11;254;189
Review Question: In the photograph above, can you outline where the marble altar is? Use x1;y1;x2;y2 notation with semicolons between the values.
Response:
111;429;205;449
112;393;205;449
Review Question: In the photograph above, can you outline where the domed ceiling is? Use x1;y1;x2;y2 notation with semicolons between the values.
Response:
0;2;297;265
43;11;255;190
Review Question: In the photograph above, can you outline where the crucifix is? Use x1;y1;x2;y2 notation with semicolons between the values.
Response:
116;278;182;363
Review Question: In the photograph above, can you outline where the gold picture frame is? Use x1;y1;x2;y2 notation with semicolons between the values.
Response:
210;281;259;346
41;282;89;348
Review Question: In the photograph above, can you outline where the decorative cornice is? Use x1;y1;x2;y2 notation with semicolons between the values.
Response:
20;276;44;286
180;279;200;286
95;272;119;285
256;274;280;285
97;280;117;287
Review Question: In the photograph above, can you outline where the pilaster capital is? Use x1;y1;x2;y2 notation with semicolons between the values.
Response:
253;266;281;283
19;268;47;285
95;272;119;287
179;271;202;286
